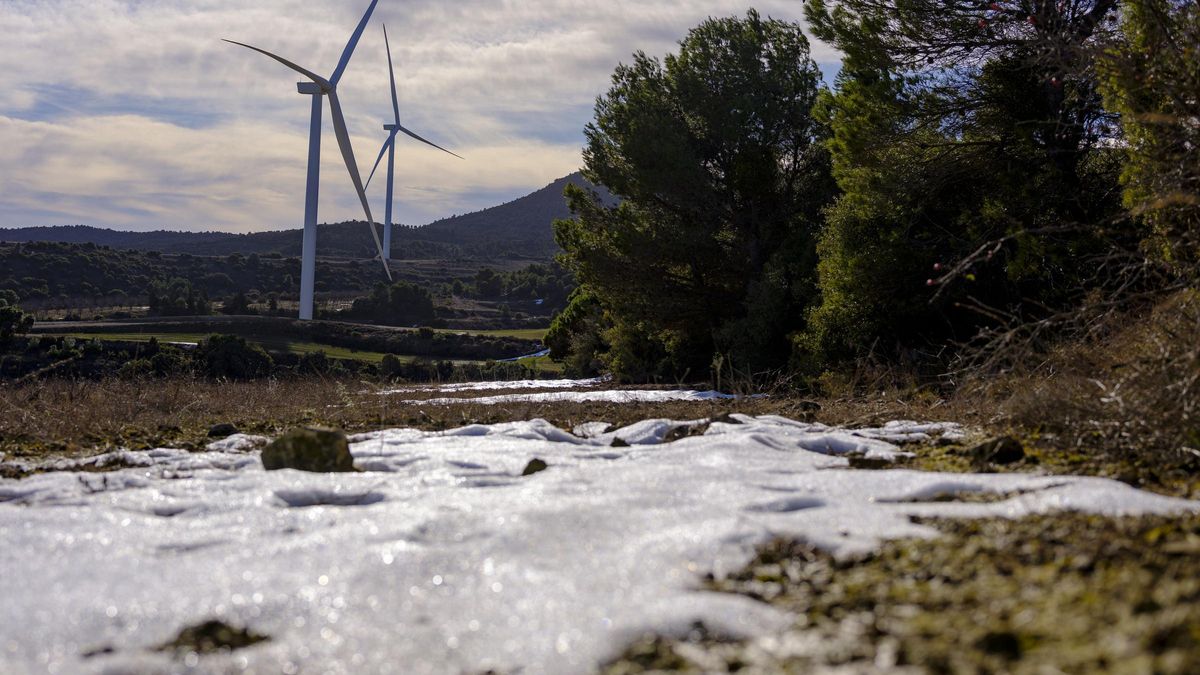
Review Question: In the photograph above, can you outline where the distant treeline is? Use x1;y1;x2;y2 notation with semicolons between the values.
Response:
0;334;552;383
0;241;575;326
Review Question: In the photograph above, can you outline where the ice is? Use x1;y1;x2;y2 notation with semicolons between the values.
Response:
1;416;1195;675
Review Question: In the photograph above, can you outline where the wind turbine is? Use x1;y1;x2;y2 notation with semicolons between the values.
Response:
225;0;391;321
365;24;464;261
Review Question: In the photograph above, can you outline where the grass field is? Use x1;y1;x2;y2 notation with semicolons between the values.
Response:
45;332;416;365
434;327;549;341
43;331;560;370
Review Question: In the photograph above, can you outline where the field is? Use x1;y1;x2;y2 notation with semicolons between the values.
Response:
1;376;1197;674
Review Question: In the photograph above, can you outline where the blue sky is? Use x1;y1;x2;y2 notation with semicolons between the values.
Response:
0;1;837;232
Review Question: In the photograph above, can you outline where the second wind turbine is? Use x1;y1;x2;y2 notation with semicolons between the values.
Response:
366;24;464;261
225;0;391;321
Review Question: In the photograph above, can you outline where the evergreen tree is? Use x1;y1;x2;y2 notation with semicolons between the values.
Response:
1098;0;1200;273
554;10;835;380
801;0;1127;365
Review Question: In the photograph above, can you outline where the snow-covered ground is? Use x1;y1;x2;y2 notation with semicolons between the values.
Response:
383;376;760;405
381;376;609;394
405;389;751;405
1;415;1195;674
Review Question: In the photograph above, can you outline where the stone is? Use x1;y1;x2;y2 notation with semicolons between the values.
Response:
521;458;549;476
261;427;356;473
157;620;269;654
969;436;1025;467
207;423;239;438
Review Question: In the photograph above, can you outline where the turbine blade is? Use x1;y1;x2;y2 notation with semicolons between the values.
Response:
222;39;330;88
383;24;400;124
328;90;392;280
365;132;397;190
397;124;465;160
329;0;380;87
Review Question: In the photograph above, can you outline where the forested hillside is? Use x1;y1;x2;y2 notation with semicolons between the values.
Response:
0;173;603;260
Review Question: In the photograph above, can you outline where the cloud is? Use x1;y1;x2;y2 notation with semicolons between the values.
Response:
0;0;837;232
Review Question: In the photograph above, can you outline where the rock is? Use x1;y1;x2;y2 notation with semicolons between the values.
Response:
207;423;239;438
521;458;549;476
969;436;1025;467
156;619;269;654
261;427;356;473
611;437;630;448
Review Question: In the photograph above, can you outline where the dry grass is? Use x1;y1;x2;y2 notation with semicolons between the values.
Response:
979;289;1200;475
0;377;845;461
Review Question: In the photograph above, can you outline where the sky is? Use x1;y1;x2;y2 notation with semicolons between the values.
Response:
0;1;838;233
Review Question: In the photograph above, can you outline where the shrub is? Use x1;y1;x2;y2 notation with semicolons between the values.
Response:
193;334;273;380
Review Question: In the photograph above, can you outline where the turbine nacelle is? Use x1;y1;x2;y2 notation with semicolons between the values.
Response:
297;82;324;95
384;123;398;131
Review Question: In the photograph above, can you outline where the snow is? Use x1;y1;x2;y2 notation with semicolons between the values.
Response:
1;416;1195;675
381;376;607;394
403;389;750;405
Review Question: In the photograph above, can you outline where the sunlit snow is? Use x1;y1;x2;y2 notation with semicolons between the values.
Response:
1;415;1195;674
403;389;750;405
381;376;608;394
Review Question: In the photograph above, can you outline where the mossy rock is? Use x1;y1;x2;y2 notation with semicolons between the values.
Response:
261;427;356;473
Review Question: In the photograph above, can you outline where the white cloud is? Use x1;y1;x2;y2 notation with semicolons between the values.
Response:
0;0;837;232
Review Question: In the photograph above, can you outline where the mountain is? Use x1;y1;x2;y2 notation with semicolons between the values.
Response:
0;172;607;260
415;173;609;252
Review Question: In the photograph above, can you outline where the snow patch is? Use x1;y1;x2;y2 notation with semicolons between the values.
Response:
406;389;749;405
0;416;1195;675
381;376;608;394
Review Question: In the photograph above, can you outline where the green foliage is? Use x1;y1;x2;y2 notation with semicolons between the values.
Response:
800;0;1126;365
1098;0;1200;272
193;334;273;380
148;277;211;316
221;291;254;315
554;10;835;380
545;288;606;376
344;281;436;326
0;293;33;347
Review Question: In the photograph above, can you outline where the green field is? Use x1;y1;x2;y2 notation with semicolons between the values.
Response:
45;332;559;369
48;332;403;365
434;327;549;341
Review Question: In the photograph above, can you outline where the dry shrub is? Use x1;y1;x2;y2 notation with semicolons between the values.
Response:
989;289;1199;468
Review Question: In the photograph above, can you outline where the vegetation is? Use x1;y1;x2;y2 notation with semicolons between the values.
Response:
554;10;835;380
343;281;436;325
549;3;1198;459
608;513;1200;674
0;290;32;346
1097;0;1200;272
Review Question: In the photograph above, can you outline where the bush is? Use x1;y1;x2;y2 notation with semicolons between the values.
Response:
193;334;273;380
0;294;33;348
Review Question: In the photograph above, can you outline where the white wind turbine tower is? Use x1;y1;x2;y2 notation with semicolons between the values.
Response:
365;24;464;261
225;0;391;321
